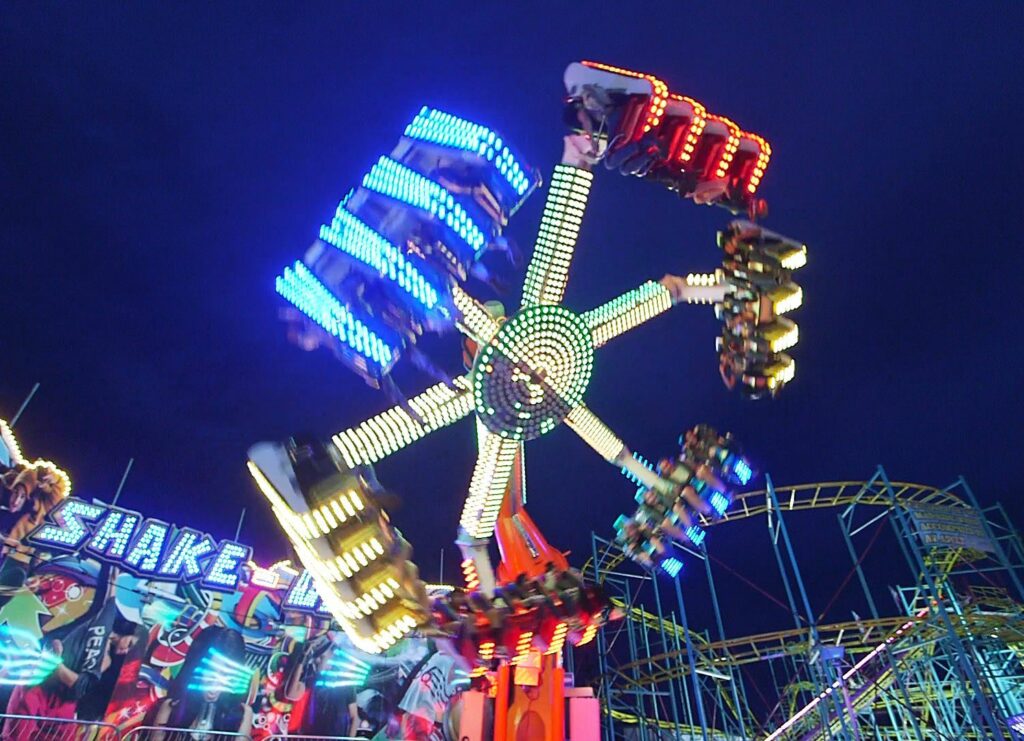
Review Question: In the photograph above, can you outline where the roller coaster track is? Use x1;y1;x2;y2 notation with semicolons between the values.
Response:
586;479;1024;737
617;608;1024;681
583;479;971;579
793;605;1024;740
709;479;969;526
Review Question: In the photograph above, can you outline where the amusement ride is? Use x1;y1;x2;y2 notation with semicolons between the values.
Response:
246;61;808;740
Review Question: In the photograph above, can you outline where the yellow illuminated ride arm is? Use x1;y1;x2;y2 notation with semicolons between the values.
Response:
584;281;673;348
564;405;667;493
451;283;502;345
520;146;595;308
584;273;726;348
331;377;475;467
458;422;523;541
329;286;499;469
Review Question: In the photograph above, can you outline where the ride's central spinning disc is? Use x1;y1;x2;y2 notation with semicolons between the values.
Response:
472;305;594;440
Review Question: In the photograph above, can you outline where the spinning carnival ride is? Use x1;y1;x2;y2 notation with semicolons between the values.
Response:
246;61;808;738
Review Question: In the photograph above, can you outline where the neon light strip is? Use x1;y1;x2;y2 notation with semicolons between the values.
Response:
320;207;443;311
451;284;501;344
0;420;72;499
741;132;772;194
331;376;474;467
576;623;598;647
583;280;673;348
404;107;531;196
459;424;520;539
276;261;397;368
361;156;487;251
708;115;742;180
545;622;569;656
580;61;668;135
669;94;708;163
764;608;929;740
565;406;626;463
521;164;593;307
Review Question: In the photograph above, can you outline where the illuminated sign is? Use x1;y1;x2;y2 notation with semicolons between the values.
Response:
281;567;332;615
29;498;251;592
6;418;336;607
28;496;339;610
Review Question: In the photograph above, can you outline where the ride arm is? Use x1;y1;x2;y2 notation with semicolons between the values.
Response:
459;424;523;543
457;423;524;594
520;137;596;307
451;283;502;345
564;405;673;495
332;377;475;467
584;273;725;348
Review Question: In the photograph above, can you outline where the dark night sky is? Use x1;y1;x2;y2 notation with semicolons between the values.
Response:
2;3;1023;644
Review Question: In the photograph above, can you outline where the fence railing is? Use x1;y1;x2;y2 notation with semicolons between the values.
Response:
0;712;121;740
120;726;253;741
263;735;363;740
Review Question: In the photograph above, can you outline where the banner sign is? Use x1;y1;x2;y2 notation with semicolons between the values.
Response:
28;497;343;617
1;419;466;739
905;502;995;553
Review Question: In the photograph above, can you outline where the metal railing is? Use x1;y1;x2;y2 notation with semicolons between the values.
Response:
0;713;370;740
120;727;251;741
0;712;120;740
263;735;363;740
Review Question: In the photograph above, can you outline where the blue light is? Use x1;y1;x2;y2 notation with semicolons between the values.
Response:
709;491;731;517
124;519;170;573
685;525;707;547
202;542;251;591
403;108;532;196
0;626;62;686
319;207;444;313
360;156;488;252
733;458;753;486
86;509;140;560
316;651;371;688
621;452;654;487
188;648;253;694
283;569;323;612
31;499;106;551
276;261;398;370
661;558;684;578
157;528;215;580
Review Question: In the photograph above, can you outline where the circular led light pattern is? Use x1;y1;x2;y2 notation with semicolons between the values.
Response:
472;305;594;441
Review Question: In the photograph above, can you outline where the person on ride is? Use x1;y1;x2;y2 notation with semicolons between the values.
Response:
657;459;712;516
282;634;359;737
151;627;253;740
3;603;142;739
638;504;686;543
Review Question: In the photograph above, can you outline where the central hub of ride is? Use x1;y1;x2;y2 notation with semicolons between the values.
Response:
472;305;594;441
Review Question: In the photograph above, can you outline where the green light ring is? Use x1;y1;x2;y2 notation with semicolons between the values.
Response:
472;306;594;441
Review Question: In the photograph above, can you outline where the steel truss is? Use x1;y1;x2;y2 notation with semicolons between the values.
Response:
575;467;1024;740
